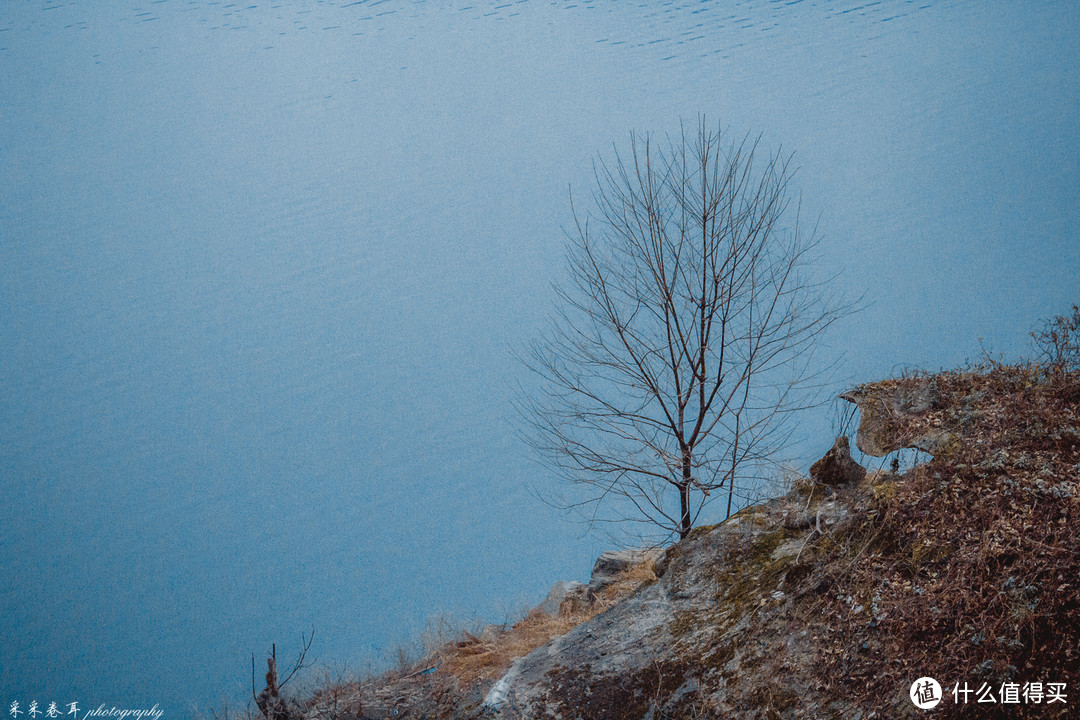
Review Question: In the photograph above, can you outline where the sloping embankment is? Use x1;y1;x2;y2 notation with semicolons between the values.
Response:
301;365;1079;720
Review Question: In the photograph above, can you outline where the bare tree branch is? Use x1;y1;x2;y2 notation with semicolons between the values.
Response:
520;119;855;540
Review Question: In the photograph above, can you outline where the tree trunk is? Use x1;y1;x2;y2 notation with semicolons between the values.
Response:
679;451;693;539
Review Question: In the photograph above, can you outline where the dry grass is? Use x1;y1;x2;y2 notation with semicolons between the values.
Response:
435;557;659;688
295;556;661;719
436;610;586;687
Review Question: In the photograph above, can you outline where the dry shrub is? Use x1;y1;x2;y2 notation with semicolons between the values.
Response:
1031;304;1080;376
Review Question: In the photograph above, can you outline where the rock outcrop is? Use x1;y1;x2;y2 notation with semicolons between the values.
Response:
479;487;858;719
534;548;664;617
586;547;663;594
840;376;953;456
534;580;588;616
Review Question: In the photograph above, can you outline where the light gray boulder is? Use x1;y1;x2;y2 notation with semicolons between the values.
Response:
589;547;662;591
534;580;589;616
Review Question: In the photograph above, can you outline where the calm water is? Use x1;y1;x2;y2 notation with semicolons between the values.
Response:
2;0;1077;715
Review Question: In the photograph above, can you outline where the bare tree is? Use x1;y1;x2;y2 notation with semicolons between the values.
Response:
521;120;851;540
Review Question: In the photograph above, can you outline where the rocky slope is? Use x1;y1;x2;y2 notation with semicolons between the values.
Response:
299;365;1079;720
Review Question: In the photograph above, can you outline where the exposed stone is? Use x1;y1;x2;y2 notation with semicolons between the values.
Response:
588;547;662;591
483;557;678;713
781;510;813;530
840;378;953;456
809;436;866;486
770;538;806;561
477;493;842;719
299;367;1080;720
534;580;588;616
532;547;663;620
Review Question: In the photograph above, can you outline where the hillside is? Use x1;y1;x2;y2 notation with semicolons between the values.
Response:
278;363;1079;719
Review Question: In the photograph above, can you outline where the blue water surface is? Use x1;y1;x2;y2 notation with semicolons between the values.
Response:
1;0;1077;715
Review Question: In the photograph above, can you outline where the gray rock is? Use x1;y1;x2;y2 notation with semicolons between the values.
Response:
589;547;662;590
533;548;662;620
534;580;588;616
478;502;823;718
840;378;952;457
483;569;676;713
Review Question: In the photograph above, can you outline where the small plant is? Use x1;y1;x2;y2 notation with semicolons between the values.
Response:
253;630;315;720
1031;304;1080;376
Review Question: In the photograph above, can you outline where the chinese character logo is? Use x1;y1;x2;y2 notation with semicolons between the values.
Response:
911;677;943;709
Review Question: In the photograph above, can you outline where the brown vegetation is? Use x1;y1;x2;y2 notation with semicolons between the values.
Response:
296;557;660;720
803;362;1080;718
438;558;658;688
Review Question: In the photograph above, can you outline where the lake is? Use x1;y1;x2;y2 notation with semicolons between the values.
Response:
1;0;1077;716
